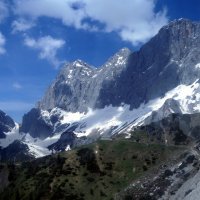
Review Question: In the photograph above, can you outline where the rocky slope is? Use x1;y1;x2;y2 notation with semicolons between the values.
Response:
0;110;15;139
1;111;200;199
0;140;185;200
0;110;34;162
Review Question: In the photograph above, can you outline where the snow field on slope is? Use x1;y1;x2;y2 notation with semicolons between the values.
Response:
1;80;200;157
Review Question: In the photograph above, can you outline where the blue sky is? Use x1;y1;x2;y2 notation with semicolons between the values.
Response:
0;0;199;122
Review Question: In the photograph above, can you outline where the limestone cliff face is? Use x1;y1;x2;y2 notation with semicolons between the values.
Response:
38;19;200;112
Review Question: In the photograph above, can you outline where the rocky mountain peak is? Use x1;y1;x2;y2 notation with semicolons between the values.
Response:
160;18;198;33
115;47;132;56
61;59;94;75
159;18;200;48
71;59;94;70
102;47;132;69
37;19;200;113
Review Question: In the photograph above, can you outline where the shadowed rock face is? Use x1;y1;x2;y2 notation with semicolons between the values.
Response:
48;131;76;151
0;140;34;162
144;98;182;125
134;112;200;146
0;110;15;139
19;108;53;139
160;113;200;139
38;19;200;112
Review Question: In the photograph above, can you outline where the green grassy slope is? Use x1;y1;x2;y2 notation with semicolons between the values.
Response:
0;140;184;200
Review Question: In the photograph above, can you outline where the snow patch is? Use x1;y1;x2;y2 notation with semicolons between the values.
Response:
74;60;83;67
65;145;71;151
92;74;97;78
33;79;200;157
67;69;73;79
2;80;200;158
22;133;58;158
195;63;200;69
116;56;126;65
0;124;24;148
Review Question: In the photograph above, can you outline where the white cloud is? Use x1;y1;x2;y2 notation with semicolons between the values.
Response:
14;0;168;45
0;101;33;112
13;82;22;90
12;18;35;33
14;0;86;29
0;32;6;55
83;0;168;45
0;1;8;55
24;35;65;68
0;1;8;23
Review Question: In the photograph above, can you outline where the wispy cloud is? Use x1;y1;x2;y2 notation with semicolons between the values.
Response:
12;18;35;33
0;0;8;23
24;35;65;68
13;0;168;45
13;82;22;90
0;32;6;55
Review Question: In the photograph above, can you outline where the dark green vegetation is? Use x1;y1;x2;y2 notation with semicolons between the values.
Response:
0;140;34;162
0;139;184;200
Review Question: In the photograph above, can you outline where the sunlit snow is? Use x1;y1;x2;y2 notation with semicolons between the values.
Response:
1;80;200;157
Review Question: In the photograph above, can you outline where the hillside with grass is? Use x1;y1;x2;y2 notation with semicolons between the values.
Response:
0;139;185;200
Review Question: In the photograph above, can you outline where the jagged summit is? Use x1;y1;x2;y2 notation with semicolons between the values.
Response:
67;47;132;69
68;47;131;67
101;47;132;69
158;18;199;33
38;47;132;111
158;18;200;43
72;59;94;69
61;59;95;73
37;19;200;113
164;18;199;27
115;47;132;55
165;18;191;26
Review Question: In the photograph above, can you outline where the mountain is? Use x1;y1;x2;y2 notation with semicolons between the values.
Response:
1;18;200;200
0;110;34;162
38;48;132;112
20;18;200;156
1;18;200;158
38;19;200;112
0;110;15;139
